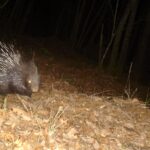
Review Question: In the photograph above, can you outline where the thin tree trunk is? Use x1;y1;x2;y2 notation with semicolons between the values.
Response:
100;0;119;66
0;0;9;8
19;0;35;34
8;0;26;33
133;8;150;81
71;0;85;48
76;1;105;50
98;24;104;66
75;0;96;49
108;1;130;72
117;0;139;73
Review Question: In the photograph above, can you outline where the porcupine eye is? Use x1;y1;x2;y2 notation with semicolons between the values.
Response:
28;80;31;84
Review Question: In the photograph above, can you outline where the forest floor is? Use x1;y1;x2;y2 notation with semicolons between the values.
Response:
0;37;149;150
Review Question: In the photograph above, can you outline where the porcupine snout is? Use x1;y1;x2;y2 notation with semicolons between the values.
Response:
24;60;40;93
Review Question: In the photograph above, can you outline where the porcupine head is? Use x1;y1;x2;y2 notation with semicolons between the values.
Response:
23;57;40;94
0;42;40;97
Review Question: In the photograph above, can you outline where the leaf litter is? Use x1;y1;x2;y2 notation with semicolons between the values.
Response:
0;38;149;150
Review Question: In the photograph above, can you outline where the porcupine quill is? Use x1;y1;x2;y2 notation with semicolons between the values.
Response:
0;41;40;97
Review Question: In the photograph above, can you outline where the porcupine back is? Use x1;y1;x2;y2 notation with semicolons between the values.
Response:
0;41;40;97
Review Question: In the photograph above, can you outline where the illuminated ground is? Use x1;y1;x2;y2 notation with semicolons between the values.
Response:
0;38;149;150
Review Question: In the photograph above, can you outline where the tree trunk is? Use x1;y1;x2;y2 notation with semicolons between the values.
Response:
133;7;150;83
108;1;130;72
19;0;35;34
117;0;139;73
8;0;26;33
71;0;85;48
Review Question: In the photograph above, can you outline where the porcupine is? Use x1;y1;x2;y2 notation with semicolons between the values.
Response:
0;41;40;97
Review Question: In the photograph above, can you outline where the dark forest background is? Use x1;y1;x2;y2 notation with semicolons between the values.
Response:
0;0;150;85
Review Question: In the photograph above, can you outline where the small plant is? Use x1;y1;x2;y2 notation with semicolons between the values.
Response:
124;62;137;99
48;106;66;137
